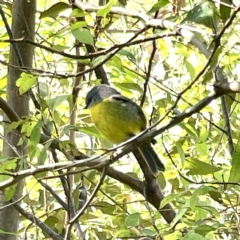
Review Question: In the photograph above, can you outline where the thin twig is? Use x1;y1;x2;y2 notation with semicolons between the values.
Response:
64;167;108;239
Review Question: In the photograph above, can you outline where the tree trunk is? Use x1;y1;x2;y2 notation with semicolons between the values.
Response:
0;1;36;239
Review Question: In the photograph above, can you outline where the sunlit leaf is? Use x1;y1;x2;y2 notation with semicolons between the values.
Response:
70;21;88;30
71;28;94;46
196;142;208;155
39;2;70;19
118;49;136;62
195;224;216;236
182;230;205;240
4;184;18;201
125;213;140;227
170;202;190;227
176;141;185;162
209;187;222;203
97;0;117;17
229;139;240;183
220;0;232;23
2;0;240;238
182;3;216;29
71;8;86;18
78;126;102;139
16;73;37;95
185;158;220;175
149;0;170;13
46;95;70;112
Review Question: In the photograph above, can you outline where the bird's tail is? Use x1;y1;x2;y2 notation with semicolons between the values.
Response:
133;143;165;176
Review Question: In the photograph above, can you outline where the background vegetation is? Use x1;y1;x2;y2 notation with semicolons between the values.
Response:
0;0;240;239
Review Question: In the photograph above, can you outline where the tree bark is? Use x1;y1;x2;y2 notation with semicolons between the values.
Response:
0;1;36;239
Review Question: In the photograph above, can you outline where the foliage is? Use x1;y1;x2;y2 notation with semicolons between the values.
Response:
0;0;240;239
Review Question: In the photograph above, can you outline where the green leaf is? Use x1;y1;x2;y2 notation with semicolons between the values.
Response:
108;55;123;70
225;94;236;112
0;159;18;181
92;55;108;66
182;123;198;141
7;121;21;133
220;0;231;23
193;186;210;196
125;213;140;227
97;0;117;17
176;141;185;162
196;142;208;155
185;158;220;175
209;188;222;203
21;120;35;137
63;125;79;136
46;95;70;112
170;201;190;228
0;156;15;163
118;0;127;6
182;230;205;240
117;49;136;62
30;122;44;144
114;229;133;238
38;82;49;98
190;186;210;208
198;204;220;218
96;232;107;239
195;224;216;236
182;3;216;29
95;202;116;215
140;228;156;236
229;138;240;183
38;148;47;165
113;82;143;93
39;2;70;19
16;73;37;95
37;138;55;165
185;60;196;79
4;184;18;201
70;21;88;30
78;126;102;139
171;177;180;190
157;172;166;190
208;46;224;70
160;192;182;208
28;124;42;161
71;28;94;46
71;8;86;18
149;0;170;13
199;126;209;143
43;216;59;237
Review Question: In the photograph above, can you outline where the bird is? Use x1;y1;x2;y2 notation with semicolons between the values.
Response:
85;84;165;176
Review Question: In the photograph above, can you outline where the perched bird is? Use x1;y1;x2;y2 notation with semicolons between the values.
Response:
85;84;165;176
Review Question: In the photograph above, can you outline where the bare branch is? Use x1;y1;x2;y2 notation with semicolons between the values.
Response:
1;81;240;188
64;167;108;240
13;200;63;240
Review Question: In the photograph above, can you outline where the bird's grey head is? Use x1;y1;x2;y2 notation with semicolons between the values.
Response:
85;84;120;109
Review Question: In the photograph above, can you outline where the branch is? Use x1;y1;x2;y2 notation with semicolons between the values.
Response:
1;81;240;224
0;96;86;159
64;167;108;239
72;0;214;56
0;32;177;78
1;81;239;187
71;1;240;94
72;0;213;35
13;200;63;240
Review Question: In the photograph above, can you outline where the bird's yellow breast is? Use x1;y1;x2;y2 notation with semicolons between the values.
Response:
89;97;146;143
